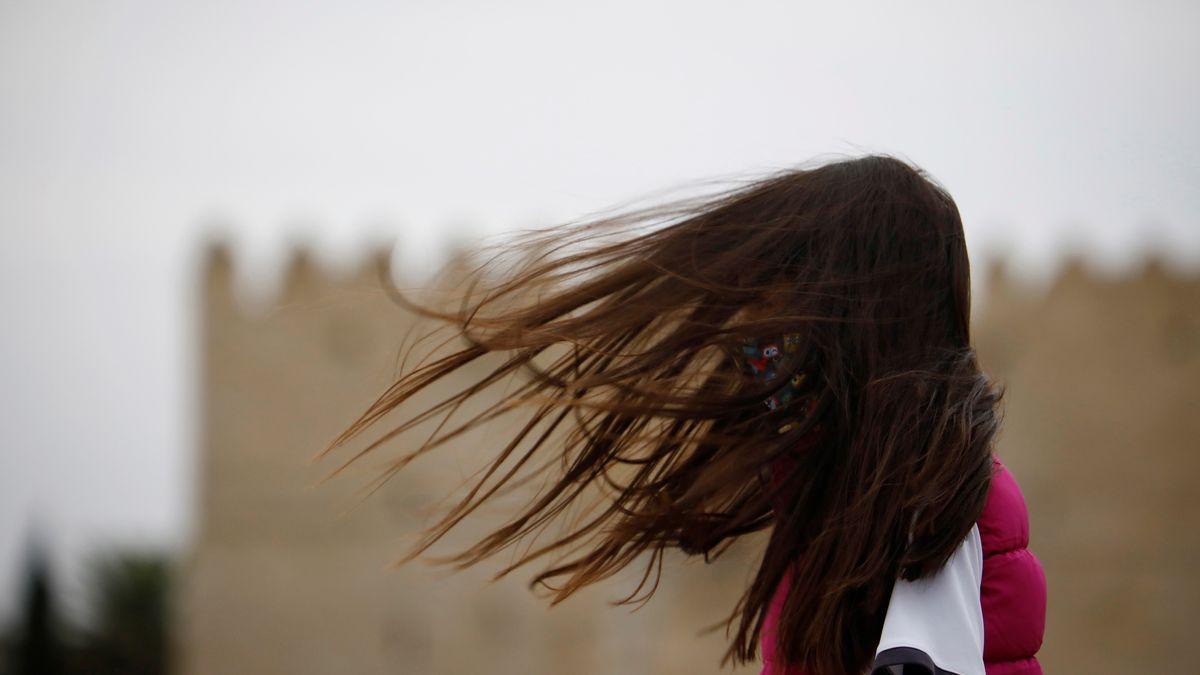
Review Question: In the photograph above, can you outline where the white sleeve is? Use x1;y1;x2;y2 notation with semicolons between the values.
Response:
870;524;985;675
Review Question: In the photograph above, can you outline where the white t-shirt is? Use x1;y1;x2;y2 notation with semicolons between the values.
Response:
871;524;986;675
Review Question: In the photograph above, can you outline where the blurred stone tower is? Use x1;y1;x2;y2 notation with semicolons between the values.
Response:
973;256;1199;674
177;244;1199;675
176;244;759;675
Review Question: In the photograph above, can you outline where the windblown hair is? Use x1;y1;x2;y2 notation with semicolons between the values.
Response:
320;153;1003;674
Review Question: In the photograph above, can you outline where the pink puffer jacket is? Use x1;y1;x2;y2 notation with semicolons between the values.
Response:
975;459;1046;674
759;457;1047;674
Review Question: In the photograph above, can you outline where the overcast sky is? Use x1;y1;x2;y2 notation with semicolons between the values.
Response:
1;0;1197;620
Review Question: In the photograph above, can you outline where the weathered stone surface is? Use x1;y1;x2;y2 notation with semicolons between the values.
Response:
178;246;1199;674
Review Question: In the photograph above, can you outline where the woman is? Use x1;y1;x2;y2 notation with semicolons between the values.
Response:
320;153;1046;674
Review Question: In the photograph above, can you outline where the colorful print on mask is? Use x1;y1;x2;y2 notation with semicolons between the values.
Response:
737;332;818;435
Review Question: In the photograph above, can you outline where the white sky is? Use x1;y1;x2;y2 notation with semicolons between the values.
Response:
1;0;1197;620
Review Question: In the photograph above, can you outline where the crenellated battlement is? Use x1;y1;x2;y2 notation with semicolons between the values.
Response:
202;239;1199;322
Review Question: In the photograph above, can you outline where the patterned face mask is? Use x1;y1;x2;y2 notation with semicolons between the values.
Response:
737;332;818;435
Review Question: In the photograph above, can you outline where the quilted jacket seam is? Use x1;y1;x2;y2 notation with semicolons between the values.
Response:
983;546;1030;561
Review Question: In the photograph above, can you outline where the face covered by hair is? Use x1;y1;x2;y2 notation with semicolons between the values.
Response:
737;332;819;435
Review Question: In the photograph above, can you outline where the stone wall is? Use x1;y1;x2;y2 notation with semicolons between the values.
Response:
177;245;1199;674
177;244;760;675
974;257;1199;673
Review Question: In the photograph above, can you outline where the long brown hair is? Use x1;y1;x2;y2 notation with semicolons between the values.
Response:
319;153;1002;674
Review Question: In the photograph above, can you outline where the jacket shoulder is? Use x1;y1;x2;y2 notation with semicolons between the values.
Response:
978;458;1030;556
978;457;1047;666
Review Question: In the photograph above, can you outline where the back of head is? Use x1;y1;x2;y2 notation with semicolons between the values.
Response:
715;155;999;672
322;153;1002;675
